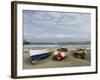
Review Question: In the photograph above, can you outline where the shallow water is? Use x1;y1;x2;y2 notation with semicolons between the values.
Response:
24;44;90;49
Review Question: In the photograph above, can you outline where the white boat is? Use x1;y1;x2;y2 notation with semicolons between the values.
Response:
29;49;54;64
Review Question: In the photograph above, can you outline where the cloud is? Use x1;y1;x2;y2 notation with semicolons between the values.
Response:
23;10;91;42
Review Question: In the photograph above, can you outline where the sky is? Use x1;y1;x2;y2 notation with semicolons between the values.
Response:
23;10;91;42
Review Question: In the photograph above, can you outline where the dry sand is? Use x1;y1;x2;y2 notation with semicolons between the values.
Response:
23;47;90;69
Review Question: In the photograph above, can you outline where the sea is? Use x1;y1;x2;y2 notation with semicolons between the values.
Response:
24;44;90;49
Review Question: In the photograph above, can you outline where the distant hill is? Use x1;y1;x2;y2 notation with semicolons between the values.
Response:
23;40;31;44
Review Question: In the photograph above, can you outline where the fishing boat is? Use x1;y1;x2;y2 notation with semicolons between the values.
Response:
53;48;68;61
29;49;54;64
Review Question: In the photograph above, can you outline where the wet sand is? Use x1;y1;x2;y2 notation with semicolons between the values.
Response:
23;47;90;69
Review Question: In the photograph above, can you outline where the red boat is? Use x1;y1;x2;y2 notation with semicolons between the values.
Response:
53;51;66;60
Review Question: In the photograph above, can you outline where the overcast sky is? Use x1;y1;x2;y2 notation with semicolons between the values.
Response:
23;10;91;42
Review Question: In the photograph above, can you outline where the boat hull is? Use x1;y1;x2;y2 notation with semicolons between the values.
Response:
29;49;53;64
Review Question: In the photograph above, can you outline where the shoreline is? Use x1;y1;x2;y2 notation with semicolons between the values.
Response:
23;44;90;50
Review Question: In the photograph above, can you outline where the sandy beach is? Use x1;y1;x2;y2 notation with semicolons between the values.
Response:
23;47;90;69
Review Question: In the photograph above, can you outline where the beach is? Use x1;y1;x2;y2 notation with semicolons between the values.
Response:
23;45;90;69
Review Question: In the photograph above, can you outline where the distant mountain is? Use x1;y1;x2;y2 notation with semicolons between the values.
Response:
23;40;31;44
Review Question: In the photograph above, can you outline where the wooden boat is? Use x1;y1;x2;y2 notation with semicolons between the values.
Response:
29;49;54;64
72;48;87;59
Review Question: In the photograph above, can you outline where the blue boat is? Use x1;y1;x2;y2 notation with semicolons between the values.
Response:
29;49;54;64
